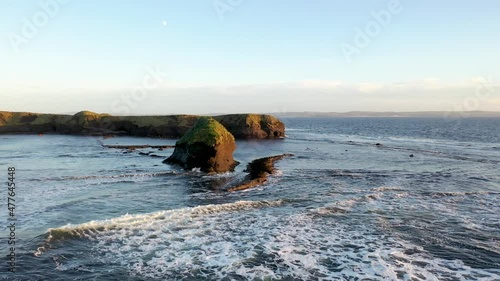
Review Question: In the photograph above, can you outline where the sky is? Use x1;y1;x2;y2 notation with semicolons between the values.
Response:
0;0;499;114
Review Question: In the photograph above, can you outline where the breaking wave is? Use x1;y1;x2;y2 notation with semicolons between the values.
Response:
42;200;284;244
35;198;499;280
41;171;179;182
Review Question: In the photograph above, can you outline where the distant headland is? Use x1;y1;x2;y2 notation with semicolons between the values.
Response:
0;111;285;139
272;111;500;118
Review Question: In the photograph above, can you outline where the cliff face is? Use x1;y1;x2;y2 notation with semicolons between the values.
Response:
213;114;285;139
0;111;285;139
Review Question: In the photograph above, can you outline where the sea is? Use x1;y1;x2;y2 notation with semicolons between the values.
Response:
0;117;499;281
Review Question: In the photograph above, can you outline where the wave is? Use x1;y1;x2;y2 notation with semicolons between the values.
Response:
43;200;283;244
41;171;179;182
421;191;500;198
291;134;500;164
373;186;405;192
291;130;499;149
312;186;395;216
34;197;500;280
301;168;400;179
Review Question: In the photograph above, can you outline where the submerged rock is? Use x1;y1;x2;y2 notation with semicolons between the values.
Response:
102;144;175;150
163;117;238;173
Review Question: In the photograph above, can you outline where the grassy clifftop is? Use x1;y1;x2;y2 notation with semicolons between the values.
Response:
177;117;235;147
0;112;71;126
0;111;285;139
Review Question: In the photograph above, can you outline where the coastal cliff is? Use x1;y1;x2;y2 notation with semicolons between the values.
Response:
213;114;285;139
0;111;285;139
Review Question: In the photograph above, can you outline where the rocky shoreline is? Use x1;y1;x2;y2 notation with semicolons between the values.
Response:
1;110;292;190
102;144;175;150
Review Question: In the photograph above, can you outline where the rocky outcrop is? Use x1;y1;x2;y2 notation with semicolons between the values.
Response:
102;145;175;150
214;114;285;139
163;117;238;173
0;111;285;139
228;154;293;191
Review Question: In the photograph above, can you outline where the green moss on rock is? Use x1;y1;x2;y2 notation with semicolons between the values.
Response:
164;117;238;173
177;117;235;147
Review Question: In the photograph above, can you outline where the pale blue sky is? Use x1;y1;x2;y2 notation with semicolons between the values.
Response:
1;0;499;114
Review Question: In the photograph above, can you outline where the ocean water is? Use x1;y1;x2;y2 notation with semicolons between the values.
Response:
0;117;499;280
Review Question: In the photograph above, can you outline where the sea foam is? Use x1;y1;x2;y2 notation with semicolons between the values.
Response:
37;198;499;280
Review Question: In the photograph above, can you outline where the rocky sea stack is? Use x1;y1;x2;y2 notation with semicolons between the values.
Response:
163;117;238;173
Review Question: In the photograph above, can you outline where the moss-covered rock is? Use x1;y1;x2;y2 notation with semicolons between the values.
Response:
163;117;238;173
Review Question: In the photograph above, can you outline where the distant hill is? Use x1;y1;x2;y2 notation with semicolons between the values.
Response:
271;111;500;118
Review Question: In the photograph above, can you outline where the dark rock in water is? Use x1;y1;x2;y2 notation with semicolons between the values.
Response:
375;143;382;146
163;117;238;173
103;144;175;150
138;152;149;156
229;154;294;191
246;154;293;178
409;154;414;157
